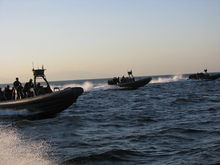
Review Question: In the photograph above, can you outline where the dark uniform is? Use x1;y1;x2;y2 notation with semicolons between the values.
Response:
13;77;22;99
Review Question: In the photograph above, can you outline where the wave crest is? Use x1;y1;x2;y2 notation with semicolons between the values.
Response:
63;149;141;164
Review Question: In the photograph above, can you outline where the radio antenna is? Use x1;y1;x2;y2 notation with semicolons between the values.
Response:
32;62;34;69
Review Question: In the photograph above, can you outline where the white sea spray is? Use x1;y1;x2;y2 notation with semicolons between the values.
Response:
151;75;186;84
0;125;56;165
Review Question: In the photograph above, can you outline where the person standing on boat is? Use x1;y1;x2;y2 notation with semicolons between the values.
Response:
13;77;22;100
23;79;35;97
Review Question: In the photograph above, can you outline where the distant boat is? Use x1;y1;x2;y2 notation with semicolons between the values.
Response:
188;69;220;81
108;70;152;89
0;67;83;116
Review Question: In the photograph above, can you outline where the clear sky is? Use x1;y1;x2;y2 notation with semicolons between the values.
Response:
0;0;220;83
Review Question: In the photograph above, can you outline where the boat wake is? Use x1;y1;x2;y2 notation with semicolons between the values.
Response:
151;75;186;84
50;75;187;92
51;81;117;92
0;125;56;165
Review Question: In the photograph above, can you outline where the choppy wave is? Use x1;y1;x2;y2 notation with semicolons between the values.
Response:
62;149;140;164
0;75;220;165
0;125;56;165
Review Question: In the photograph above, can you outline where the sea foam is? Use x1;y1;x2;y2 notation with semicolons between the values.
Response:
0;125;56;165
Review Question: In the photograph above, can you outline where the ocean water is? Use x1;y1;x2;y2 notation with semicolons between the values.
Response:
0;74;220;165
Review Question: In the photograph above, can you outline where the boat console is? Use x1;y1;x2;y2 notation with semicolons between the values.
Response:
32;66;52;95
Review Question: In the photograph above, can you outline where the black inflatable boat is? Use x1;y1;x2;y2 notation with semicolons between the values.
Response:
108;70;152;89
188;69;220;81
0;67;83;115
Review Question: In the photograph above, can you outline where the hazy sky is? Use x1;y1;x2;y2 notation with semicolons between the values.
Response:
0;0;220;83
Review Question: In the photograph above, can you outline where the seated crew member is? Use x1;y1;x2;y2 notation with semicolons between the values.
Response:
23;79;35;97
204;69;209;78
35;82;44;95
3;85;12;100
0;88;6;101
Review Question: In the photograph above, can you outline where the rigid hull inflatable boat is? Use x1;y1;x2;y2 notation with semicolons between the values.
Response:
0;67;83;115
108;70;152;89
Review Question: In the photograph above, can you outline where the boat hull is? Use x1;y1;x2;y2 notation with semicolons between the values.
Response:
117;77;152;89
0;87;83;115
188;73;220;81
